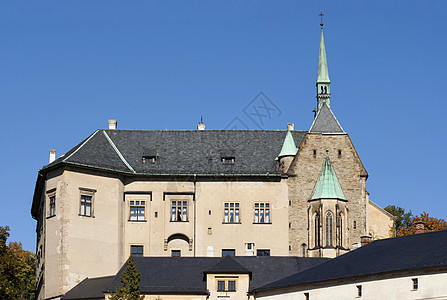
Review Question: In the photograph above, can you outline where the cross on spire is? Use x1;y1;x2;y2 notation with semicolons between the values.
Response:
319;11;324;28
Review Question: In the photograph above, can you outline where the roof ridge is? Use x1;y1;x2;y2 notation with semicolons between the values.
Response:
102;131;136;173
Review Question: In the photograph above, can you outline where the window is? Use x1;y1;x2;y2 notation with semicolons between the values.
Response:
228;280;236;291
356;285;362;297
337;213;343;247
171;250;181;257
326;212;333;247
412;278;418;290
217;280;226;291
338;149;342;158
222;249;235;256
80;195;92;217
254;203;270;223
304;292;310;300
315;213;320;247
313;149;317;158
130;245;143;257
302;244;307;257
246;243;254;251
257;249;270;256
142;156;156;163
171;200;188;221
221;157;235;165
129;200;146;221
224;202;240;223
353;220;357;229
49;196;56;217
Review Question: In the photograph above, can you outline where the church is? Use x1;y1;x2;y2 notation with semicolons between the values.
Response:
31;23;393;300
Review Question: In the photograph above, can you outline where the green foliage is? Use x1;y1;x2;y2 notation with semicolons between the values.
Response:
384;205;413;236
0;226;36;300
110;256;144;300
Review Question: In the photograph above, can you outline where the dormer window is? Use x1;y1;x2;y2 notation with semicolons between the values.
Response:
142;156;156;164
221;157;235;165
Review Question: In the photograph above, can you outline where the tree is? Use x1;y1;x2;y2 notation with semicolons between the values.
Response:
413;212;447;233
384;205;413;237
0;226;36;300
110;256;144;300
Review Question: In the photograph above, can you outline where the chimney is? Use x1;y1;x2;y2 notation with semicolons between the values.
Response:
287;123;294;131
49;149;56;164
108;119;117;130
197;120;205;131
360;235;372;247
414;221;425;234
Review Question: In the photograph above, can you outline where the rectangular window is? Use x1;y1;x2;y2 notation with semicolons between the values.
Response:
412;278;418;290
254;203;270;223
356;285;362;297
222;249;235;256
171;200;188;221
221;157;235;165
80;195;92;217
171;250;181;257
142;156;156;163
49;196;56;217
217;280;225;291
129;200;146;221
228;280;236;291
224;202;240;223
130;245;143;257
304;292;310;300
257;249;270;256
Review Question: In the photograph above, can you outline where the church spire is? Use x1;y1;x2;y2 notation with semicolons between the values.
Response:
316;14;331;111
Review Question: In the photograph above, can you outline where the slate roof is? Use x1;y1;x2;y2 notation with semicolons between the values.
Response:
205;255;251;275
256;230;447;292
69;256;327;296
61;276;114;299
43;130;306;176
309;103;344;133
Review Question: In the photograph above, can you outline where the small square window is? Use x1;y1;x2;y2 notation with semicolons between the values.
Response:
356;285;362;297
171;250;181;257
222;249;235;256
412;278;418;290
130;245;143;257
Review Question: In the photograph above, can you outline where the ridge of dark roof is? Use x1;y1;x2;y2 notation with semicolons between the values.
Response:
256;230;447;292
41;130;306;176
206;255;251;274
309;103;344;133
61;275;114;299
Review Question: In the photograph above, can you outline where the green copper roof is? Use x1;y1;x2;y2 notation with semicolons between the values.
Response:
278;130;298;158
317;28;330;83
309;155;347;200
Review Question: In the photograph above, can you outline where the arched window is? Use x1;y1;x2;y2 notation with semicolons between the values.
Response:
326;212;333;247
324;86;327;94
315;213;320;247
321;86;324;93
337;213;343;247
302;244;307;257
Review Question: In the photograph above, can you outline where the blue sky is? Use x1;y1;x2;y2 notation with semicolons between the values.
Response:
1;1;446;251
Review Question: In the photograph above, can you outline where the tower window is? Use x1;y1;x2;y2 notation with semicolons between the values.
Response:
313;149;317;158
353;220;357;229
326;212;333;247
338;149;342;158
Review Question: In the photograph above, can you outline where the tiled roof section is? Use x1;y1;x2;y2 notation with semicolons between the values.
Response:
206;255;251;274
256;230;447;292
43;130;306;175
309;155;347;200
103;256;329;294
61;276;114;299
309;103;344;133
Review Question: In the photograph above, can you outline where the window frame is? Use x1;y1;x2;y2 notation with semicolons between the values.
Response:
49;195;56;218
171;249;181;257
79;188;96;218
356;285;362;297
221;157;235;165
170;200;188;222
254;202;271;224
130;245;144;257
216;279;237;292
222;249;235;256
412;278;418;291
129;199;146;222
256;249;270;256
223;202;240;223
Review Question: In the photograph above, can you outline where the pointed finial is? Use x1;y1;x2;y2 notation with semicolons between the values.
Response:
200;115;203;123
319;11;324;28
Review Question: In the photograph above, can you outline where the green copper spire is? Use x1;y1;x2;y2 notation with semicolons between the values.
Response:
316;22;331;111
278;130;298;158
309;155;347;201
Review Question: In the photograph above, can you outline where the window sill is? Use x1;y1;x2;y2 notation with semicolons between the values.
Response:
78;214;95;218
222;222;242;224
46;215;56;220
170;220;189;223
253;222;272;224
128;219;147;222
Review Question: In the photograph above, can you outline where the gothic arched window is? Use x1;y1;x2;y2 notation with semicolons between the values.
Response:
326;212;333;247
337;213;343;247
315;213;320;248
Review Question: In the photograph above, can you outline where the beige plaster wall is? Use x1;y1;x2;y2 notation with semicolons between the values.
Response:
368;200;394;239
207;273;251;300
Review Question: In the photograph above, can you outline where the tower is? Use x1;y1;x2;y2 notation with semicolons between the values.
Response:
316;19;331;111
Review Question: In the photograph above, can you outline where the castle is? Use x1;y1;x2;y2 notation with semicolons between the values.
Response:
31;24;393;299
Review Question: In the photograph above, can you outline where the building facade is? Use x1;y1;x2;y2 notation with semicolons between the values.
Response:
31;25;393;299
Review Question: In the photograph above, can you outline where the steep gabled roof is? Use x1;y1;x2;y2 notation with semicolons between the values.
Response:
42;130;306;176
309;155;347;201
256;230;447;292
206;255;251;274
277;130;298;158
309;103;344;133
